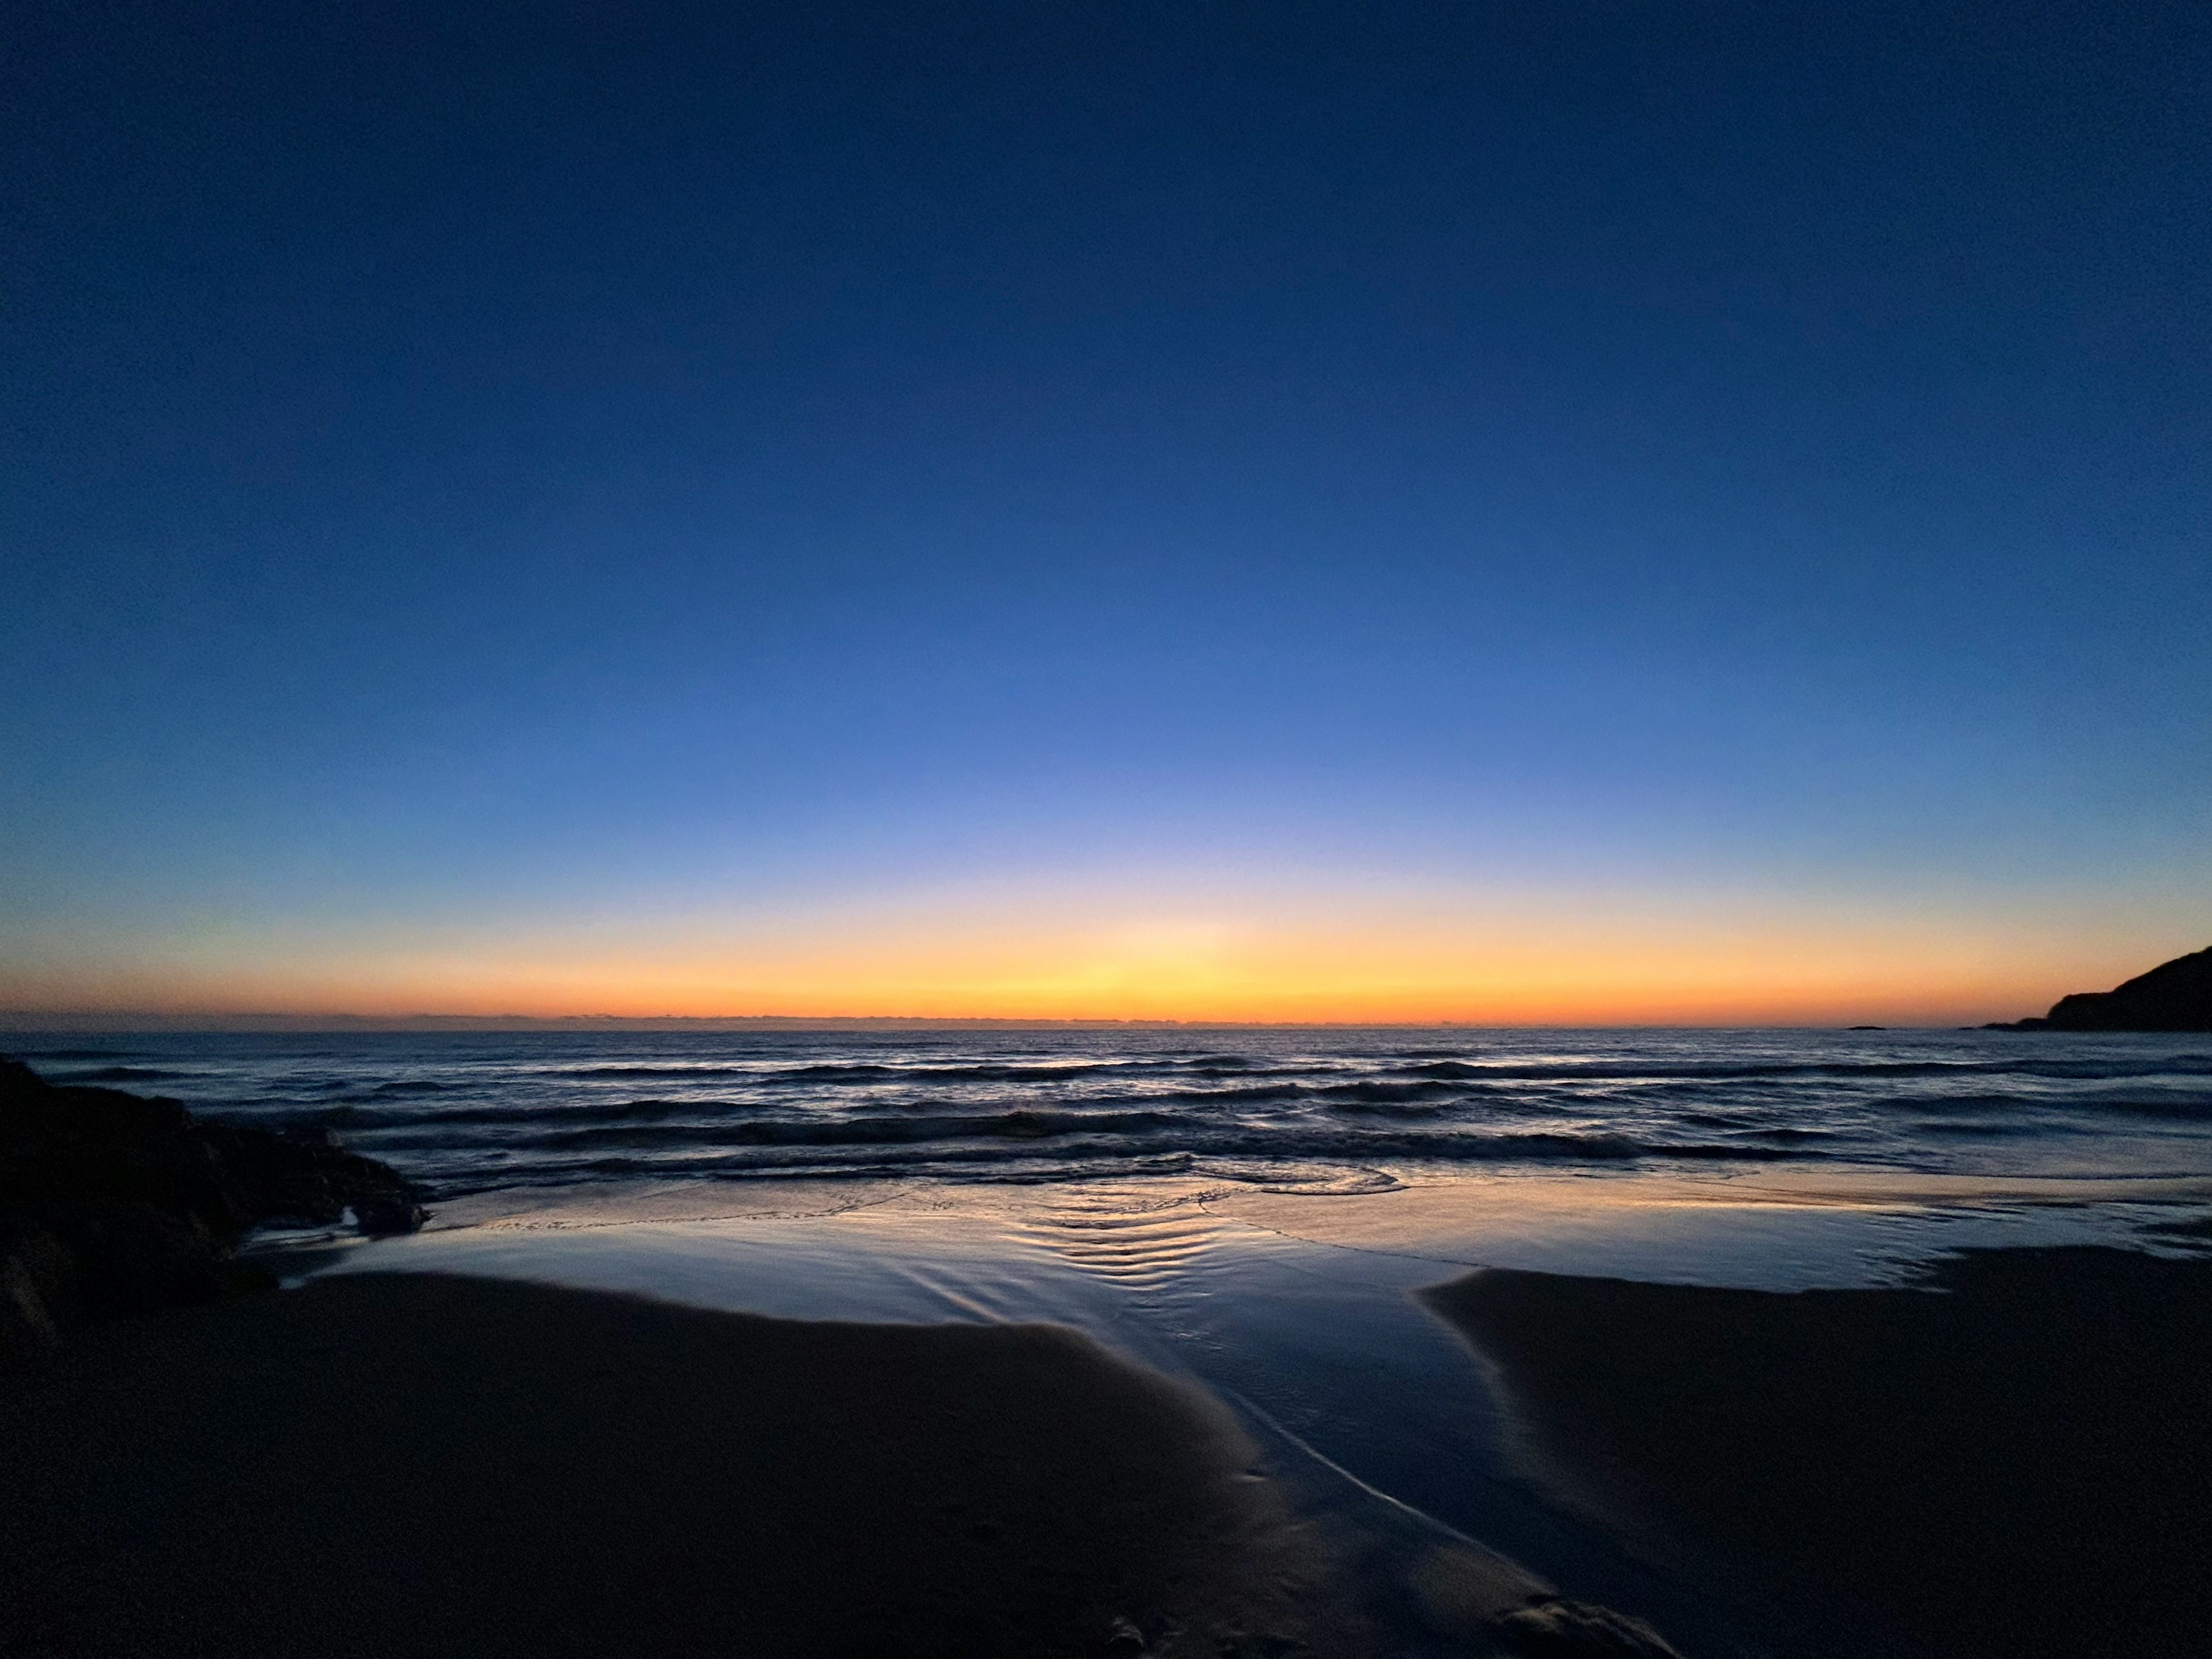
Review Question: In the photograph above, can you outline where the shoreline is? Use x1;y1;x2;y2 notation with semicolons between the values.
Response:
12;1041;2211;1657
7;1185;2207;1657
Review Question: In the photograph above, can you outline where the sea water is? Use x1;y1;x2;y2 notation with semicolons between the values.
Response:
14;1024;2212;1200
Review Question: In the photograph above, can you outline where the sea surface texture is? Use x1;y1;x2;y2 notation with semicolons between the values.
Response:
12;1027;2212;1200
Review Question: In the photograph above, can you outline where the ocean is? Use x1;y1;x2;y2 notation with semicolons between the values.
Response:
13;1024;2212;1200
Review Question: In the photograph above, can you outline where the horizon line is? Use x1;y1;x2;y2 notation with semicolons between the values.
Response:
0;1009;1952;1032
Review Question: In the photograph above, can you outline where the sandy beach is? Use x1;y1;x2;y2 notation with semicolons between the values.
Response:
7;1194;2212;1657
1426;1244;2212;1659
0;1272;1359;1659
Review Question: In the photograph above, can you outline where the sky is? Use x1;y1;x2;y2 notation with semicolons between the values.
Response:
3;1;2207;1024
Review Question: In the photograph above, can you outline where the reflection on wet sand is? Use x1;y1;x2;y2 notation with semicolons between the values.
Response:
287;1168;2212;1656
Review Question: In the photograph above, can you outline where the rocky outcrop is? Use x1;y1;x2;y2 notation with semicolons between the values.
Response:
1987;946;2212;1032
0;1055;425;1353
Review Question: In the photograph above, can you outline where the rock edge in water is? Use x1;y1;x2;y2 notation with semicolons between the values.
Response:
1983;944;2212;1032
1;1055;425;1351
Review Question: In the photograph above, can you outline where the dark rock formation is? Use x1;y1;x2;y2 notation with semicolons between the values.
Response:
1986;945;2212;1032
1;1055;425;1353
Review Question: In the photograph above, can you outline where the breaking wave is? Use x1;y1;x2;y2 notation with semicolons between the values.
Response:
11;1025;2207;1197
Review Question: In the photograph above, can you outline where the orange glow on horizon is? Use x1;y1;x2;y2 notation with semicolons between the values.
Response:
0;896;2173;1027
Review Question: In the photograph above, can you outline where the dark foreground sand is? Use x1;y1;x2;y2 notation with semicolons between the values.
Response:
1425;1245;2212;1659
0;1272;1358;1659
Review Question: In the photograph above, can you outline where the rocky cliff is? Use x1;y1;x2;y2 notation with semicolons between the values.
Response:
1990;945;2212;1032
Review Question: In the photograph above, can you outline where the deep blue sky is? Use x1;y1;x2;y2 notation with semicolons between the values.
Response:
4;2;2207;1017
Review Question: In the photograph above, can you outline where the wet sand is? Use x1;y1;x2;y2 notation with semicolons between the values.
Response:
1424;1245;2212;1659
15;1172;2205;1658
256;1173;2212;1656
0;1272;1359;1659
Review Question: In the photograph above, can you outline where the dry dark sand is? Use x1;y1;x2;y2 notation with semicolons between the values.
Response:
1423;1245;2212;1659
0;1272;1359;1659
